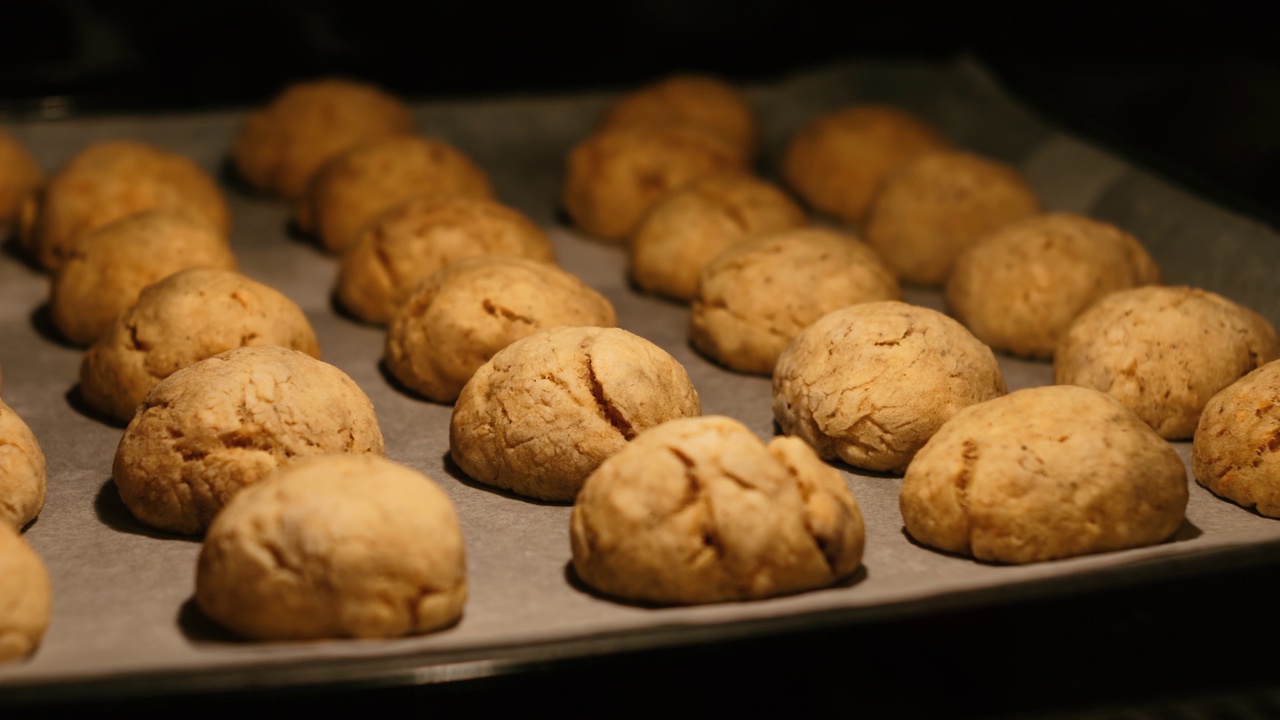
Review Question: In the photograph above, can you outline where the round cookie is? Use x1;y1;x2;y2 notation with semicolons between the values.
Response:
690;228;900;375
232;78;415;200
900;385;1188;564
81;268;321;424
571;415;865;605
0;524;50;663
864;150;1041;285
450;326;701;502
336;196;557;325
561;125;745;243
774;301;1006;473
0;399;46;531
296;134;494;254
113;345;386;535
49;210;239;347
20;140;230;272
597;75;758;163
629;173;806;302
781;105;949;226
386;256;616;403
1194;361;1280;516
0;130;43;240
946;213;1160;358
1054;286;1280;439
196;454;466;641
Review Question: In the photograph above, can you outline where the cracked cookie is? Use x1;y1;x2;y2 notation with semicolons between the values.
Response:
900;385;1188;564
196;454;466;640
1194;360;1280;517
570;415;864;605
0;130;42;242
690;227;900;375
1055;286;1280;439
597;75;758;164
0;399;46;532
81;268;321;424
113;345;386;535
629;173;806;302
450;326;701;501
385;256;615;403
335;196;556;325
0;523;50;663
946;213;1161;358
773;301;1006;473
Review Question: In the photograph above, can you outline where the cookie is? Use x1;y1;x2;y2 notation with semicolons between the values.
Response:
0;524;50;663
19;140;230;272
49;210;239;346
296;135;494;254
1194;361;1280;517
690;228;900;375
781;105;949;226
864;150;1041;285
0;400;46;531
773;301;1006;473
81;268;321;424
0;130;43;241
113;345;386;535
385;256;616;403
597;75;758;163
336;196;557;325
946;213;1160;358
629;173;806;302
232;78;415;200
1054;286;1279;439
450;326;701;502
571;415;864;605
900;385;1188;564
196;454;466;640
561;125;745;243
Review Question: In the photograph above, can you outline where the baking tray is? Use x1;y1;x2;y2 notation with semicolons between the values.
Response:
3;57;1280;704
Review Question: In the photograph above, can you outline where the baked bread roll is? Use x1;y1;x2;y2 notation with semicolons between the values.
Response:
0;524;50;663
0;399;46;531
1194;360;1280;517
598;75;758;163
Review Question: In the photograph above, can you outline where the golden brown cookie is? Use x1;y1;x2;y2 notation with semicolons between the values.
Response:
1194;361;1280;517
336;196;556;325
19;140;230;272
1054;286;1279;439
81;268;321;424
450;326;701;502
946;213;1160;358
629;173;806;302
385;256;616;403
296;135;494;254
0;523;50;663
49;210;239;347
690;228;900;375
196;454;466;641
561;125;745;243
781;105;949;226
113;345;386;535
0;400;46;532
571;415;864;605
900;385;1188;564
864;150;1041;285
0;130;43;241
597;75;758;163
773;301;1006;473
232;78;415;201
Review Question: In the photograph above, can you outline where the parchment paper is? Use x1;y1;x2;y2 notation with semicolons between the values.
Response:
3;57;1280;696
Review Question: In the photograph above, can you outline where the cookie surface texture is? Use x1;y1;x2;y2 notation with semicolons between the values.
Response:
597;75;759;163
0;400;46;531
0;524;50;663
1193;360;1280;517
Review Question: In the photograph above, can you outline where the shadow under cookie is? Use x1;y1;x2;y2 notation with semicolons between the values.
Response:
94;478;201;542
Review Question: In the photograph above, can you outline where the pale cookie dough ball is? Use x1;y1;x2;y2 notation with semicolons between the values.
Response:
20;140;230;272
598;75;759;163
0;524;50;663
561;125;745;243
900;385;1188;564
1194;361;1280;516
196;454;466;641
690;228;900;375
336;196;556;325
946;213;1160;358
386;256;616;403
629;173;806;302
450;326;701;502
774;301;1006;473
0;130;43;240
233;78;415;201
81;268;321;424
0;400;46;531
1055;286;1280;440
571;415;864;605
49;210;239;347
113;345;386;535
864;150;1041;285
781;105;949;226
296;135;494;254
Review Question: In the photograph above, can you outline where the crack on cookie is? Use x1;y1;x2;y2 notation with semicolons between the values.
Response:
585;355;636;440
127;320;150;353
873;326;915;347
957;439;978;552
481;298;535;325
